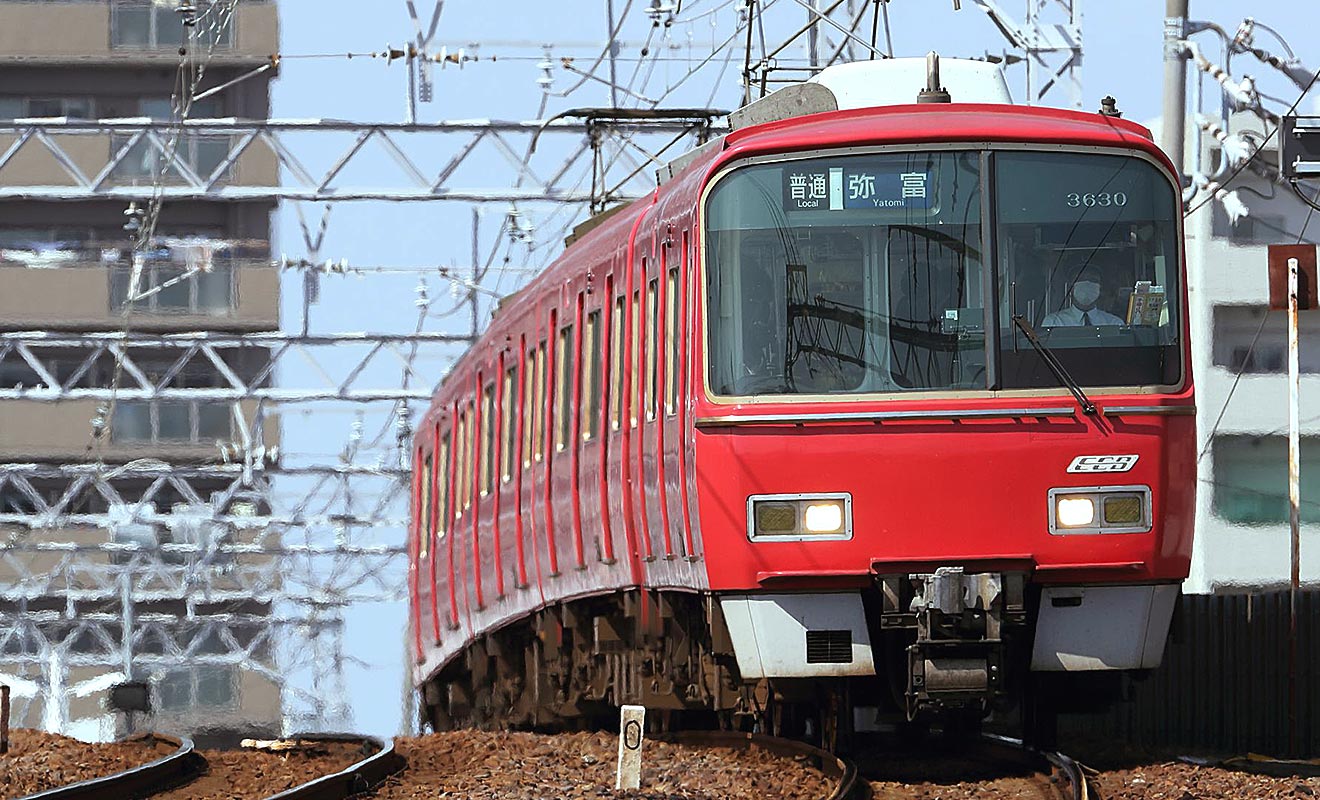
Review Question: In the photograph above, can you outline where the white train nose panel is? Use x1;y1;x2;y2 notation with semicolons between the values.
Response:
1031;584;1180;670
718;592;876;679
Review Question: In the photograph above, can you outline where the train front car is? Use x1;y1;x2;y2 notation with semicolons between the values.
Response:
694;69;1193;730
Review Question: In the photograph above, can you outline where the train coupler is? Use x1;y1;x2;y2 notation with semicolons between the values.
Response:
879;567;1026;719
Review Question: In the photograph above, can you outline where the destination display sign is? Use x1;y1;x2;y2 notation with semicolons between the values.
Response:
782;166;931;212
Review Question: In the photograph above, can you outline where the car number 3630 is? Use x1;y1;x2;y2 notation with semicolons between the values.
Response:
1066;191;1128;208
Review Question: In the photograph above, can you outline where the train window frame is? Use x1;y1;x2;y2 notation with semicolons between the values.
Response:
522;346;536;467
665;266;680;416
480;382;495;496
419;452;433;559
697;142;1187;403
610;295;625;431
630;290;641;428
555;323;575;451
501;364;517;482
583;309;602;441
532;342;546;462
458;406;472;510
646;278;659;421
437;432;450;536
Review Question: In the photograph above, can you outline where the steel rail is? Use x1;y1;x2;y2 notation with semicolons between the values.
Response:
659;730;860;800
978;733;1089;800
13;734;205;800
259;733;406;800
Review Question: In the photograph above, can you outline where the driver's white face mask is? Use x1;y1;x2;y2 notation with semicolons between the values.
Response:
1072;281;1101;308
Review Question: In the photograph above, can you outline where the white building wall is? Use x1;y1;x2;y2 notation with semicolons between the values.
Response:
1181;121;1320;593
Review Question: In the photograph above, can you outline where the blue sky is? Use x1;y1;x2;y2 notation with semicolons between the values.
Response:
263;0;1320;736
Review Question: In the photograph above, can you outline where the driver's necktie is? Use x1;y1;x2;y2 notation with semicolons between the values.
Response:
1082;311;1092;326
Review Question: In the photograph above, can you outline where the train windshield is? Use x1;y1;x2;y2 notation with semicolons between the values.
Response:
703;149;1181;397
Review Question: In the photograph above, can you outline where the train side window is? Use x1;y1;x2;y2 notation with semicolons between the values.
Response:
522;347;536;466
480;383;495;496
646;278;658;421
610;295;624;431
420;452;432;559
437;432;450;534
458;407;471;510
666;266;680;415
555;323;575;451
583;310;601;441
501;365;517;482
533;342;546;462
630;290;640;428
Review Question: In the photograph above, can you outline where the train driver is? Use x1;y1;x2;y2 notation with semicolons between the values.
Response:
1042;266;1124;327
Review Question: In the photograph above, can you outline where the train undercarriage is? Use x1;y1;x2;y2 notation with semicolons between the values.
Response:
419;570;1137;747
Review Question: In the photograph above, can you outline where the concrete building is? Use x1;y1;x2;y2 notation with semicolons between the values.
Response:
0;0;283;742
1180;114;1320;594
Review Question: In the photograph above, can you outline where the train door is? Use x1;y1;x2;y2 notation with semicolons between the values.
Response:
519;334;547;601
576;293;608;568
477;376;501;602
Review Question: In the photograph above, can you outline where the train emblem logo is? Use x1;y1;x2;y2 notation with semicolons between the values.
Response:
1067;454;1139;473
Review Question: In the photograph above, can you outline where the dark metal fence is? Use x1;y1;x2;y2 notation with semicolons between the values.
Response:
1060;590;1320;758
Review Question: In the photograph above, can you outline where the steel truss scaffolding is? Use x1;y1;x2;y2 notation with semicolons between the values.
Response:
0;117;720;204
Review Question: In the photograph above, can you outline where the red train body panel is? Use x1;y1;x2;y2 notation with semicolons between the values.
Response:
408;93;1195;724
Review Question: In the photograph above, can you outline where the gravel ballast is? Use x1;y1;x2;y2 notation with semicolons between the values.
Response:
148;739;371;800
367;730;836;800
0;729;167;798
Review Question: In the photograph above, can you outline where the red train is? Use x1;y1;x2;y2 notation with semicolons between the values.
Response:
408;58;1195;742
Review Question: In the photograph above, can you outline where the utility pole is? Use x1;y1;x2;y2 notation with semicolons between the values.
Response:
1162;0;1189;179
807;0;821;68
606;0;622;107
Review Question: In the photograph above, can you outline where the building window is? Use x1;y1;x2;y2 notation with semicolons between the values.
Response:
110;256;235;314
157;666;235;711
111;97;230;182
0;97;94;119
1212;305;1320;374
112;400;234;444
1213;435;1320;525
112;1;234;50
1211;204;1295;245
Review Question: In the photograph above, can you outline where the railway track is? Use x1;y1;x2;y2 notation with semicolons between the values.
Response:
852;731;1090;800
259;734;406;800
661;730;860;800
11;733;403;800
14;734;203;800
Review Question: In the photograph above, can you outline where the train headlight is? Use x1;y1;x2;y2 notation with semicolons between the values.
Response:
803;502;845;533
1048;486;1151;535
747;493;852;541
1055;496;1095;527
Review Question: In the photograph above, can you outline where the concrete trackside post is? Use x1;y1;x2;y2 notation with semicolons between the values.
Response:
615;704;645;790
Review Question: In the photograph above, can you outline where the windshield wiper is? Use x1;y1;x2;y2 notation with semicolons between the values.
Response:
1011;315;1097;416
